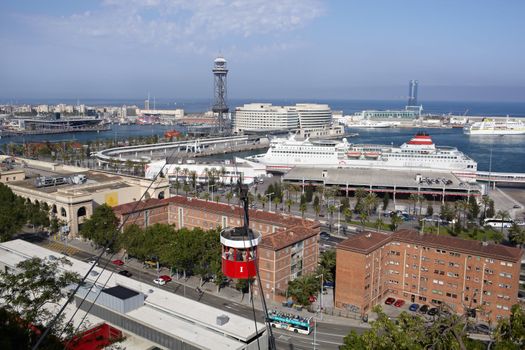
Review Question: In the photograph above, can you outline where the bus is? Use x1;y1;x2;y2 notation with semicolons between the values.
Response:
484;218;513;228
267;310;313;334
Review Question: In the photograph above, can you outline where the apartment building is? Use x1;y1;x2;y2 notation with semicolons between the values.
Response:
335;229;523;322
113;195;320;302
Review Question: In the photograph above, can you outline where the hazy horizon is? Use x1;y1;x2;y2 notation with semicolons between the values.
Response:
1;1;525;102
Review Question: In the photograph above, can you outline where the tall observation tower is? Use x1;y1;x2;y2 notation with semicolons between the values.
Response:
212;56;229;133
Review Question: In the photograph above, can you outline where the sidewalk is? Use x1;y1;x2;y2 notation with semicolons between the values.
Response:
63;237;371;329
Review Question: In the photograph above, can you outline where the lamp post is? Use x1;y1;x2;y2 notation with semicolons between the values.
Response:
209;184;217;202
265;192;274;212
315;273;324;320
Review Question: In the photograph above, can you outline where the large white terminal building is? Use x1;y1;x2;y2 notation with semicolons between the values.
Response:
233;103;333;133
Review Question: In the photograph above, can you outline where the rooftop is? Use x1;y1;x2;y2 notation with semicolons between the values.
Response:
103;285;140;300
337;229;523;262
337;231;391;254
260;224;319;251
393;229;524;262
0;239;266;349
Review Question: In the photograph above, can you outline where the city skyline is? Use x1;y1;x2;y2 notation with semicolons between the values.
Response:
1;0;525;102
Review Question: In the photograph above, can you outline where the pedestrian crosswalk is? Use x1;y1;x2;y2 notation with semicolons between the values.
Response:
41;241;81;256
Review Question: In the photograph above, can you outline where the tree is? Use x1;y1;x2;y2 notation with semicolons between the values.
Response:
305;185;314;203
486;199;496;219
173;180;181;195
382;193;390;211
343;207;353;223
496;210;511;235
26;201;50;230
427;204;434;217
340;305;483;350
467;196;480;220
364;192;378;216
299;202;307;218
328;204;337;227
202;191;210;202
390;213;403;231
317;250;336;282
0;257;80;347
374;217;384;232
285;198;294;213
480;195;491;222
287;274;320;306
493;304;525;350
0;183;28;242
359;211;369;231
79;204;119;251
508;224;525;247
225;191;233;205
260;195;268;210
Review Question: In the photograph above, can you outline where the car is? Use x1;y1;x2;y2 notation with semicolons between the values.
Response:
320;232;331;240
87;259;98;266
118;270;132;277
394;299;405;308
513;204;520;209
323;281;335;288
385;297;396;305
154;275;172;285
427;307;439;316
409;303;420;312
112;259;124;266
475;324;491;335
418;305;429;314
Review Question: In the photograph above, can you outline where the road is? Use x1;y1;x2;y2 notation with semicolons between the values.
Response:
18;232;360;349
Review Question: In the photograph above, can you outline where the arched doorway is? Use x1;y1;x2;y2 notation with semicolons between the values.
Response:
77;206;87;217
158;191;165;200
60;207;67;218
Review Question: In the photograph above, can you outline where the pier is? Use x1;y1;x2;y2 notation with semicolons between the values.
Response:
94;135;269;165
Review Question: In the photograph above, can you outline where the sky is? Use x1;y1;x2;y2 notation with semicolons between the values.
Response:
1;0;524;102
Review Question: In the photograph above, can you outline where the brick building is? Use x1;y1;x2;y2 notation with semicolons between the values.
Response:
335;229;523;322
113;195;320;302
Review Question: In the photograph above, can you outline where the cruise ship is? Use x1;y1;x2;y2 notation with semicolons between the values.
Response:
463;117;525;135
249;132;477;182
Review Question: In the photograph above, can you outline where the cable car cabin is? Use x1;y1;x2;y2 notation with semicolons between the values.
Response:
220;227;261;279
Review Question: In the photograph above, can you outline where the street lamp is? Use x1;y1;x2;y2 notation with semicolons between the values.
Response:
265;192;274;212
209;184;217;202
315;273;324;320
335;203;342;236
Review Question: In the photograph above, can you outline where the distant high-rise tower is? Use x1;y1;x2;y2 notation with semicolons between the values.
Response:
212;56;229;133
144;92;150;110
407;80;418;106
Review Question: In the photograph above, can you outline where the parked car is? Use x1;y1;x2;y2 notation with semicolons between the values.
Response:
87;259;98;266
427;307;439;316
475;324;491;335
118;270;132;277
320;232;331;240
409;303;420;312
394;299;405;308
418;305;429;314
385;297;396;305
112;259;124;266
154;275;172;285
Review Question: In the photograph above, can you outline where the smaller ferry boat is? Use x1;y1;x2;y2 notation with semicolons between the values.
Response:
463;117;525;135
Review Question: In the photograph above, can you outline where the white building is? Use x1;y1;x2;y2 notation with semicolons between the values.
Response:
0;239;268;350
234;103;333;133
233;103;298;133
296;103;332;129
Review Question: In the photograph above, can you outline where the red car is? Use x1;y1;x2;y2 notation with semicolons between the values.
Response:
394;299;405;308
112;259;124;266
385;297;396;305
154;275;172;285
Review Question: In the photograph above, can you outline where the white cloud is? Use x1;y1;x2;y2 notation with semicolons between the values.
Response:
23;0;324;54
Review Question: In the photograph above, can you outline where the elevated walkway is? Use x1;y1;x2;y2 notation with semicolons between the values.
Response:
476;171;525;184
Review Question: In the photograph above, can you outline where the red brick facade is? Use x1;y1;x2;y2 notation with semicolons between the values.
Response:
113;195;320;301
335;229;523;322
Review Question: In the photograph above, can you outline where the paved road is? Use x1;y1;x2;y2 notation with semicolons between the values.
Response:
18;232;360;349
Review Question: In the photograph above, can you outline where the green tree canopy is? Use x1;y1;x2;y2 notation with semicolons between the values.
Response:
287;274;320;306
79;204;119;251
0;183;28;241
493;304;525;350
0;257;80;347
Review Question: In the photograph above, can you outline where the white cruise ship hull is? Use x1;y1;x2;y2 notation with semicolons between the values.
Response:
464;129;525;135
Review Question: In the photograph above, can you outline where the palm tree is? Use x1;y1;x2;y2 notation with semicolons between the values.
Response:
496;210;511;235
225;191;233;205
409;194;419;216
260;196;268;210
374;216;384;232
327;204;337;228
202;191;210;202
299;202;307;218
359;212;369;231
343;207;353;223
480;195;491;221
285;198;294;213
272;196;281;212
390;213;403;231
364;192;378;216
190;171;197;192
313;202;321;218
183;183;191;197
173;180;181;195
